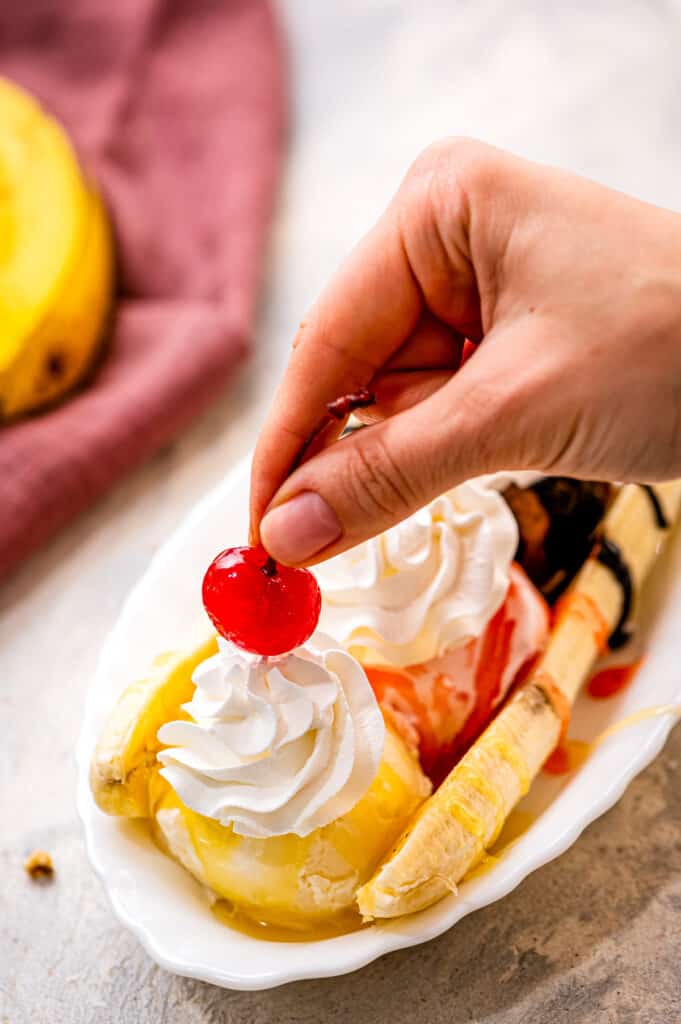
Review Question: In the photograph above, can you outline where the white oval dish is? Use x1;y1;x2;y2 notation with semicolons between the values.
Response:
76;458;681;990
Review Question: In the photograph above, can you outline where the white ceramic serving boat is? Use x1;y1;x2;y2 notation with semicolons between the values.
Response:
77;458;681;990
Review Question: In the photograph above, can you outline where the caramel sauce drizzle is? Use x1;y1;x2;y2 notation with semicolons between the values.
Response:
552;591;610;652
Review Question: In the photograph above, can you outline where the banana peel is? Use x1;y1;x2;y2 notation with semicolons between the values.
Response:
0;77;114;419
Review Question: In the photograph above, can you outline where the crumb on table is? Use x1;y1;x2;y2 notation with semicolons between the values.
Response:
24;849;54;880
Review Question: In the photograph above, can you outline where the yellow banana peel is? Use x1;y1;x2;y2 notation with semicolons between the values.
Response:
0;77;114;419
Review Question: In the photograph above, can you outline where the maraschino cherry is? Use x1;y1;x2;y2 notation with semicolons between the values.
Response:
202;545;321;656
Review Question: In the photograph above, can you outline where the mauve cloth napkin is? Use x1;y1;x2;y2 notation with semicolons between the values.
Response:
0;0;285;579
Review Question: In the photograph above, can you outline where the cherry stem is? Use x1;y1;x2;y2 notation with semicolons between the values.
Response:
261;555;278;577
326;388;376;420
290;388;376;473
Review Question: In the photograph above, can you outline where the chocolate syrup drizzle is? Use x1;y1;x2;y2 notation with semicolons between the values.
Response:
596;537;633;649
639;484;669;530
590;485;670;648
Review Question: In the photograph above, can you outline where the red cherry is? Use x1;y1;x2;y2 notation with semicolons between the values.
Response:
202;545;322;656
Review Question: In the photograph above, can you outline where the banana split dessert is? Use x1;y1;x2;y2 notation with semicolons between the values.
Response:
90;472;680;934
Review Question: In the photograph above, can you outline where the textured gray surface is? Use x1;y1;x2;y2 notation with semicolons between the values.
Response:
4;732;681;1023
3;1;681;1021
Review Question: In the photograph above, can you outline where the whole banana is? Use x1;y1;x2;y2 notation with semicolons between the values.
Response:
0;77;114;420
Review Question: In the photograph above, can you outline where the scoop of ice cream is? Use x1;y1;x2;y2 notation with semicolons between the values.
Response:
366;563;550;783
315;478;520;666
157;633;385;838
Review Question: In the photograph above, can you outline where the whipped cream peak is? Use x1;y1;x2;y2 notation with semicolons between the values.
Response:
157;635;385;838
315;478;520;666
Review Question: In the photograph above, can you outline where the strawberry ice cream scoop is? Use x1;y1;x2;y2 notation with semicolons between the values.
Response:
366;563;550;784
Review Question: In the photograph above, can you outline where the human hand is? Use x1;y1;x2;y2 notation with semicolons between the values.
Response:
250;139;681;565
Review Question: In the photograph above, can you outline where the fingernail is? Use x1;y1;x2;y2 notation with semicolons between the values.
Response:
260;492;342;563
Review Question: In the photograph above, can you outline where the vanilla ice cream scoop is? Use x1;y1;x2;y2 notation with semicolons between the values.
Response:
157;633;385;838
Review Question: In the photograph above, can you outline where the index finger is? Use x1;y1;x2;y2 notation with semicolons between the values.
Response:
249;204;424;539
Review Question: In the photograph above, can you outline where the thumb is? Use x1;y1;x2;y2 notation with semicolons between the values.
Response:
259;332;539;566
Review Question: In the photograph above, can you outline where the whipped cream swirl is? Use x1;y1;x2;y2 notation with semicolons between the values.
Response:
315;478;520;667
157;634;385;838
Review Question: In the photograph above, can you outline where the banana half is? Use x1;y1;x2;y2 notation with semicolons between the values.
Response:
0;77;114;419
357;482;681;919
90;638;431;932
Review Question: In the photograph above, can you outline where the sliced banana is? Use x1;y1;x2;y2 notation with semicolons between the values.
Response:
90;637;217;818
358;482;681;919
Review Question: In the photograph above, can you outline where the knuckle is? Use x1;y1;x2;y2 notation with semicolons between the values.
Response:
406;137;480;176
403;137;494;198
397;138;501;280
405;138;455;182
